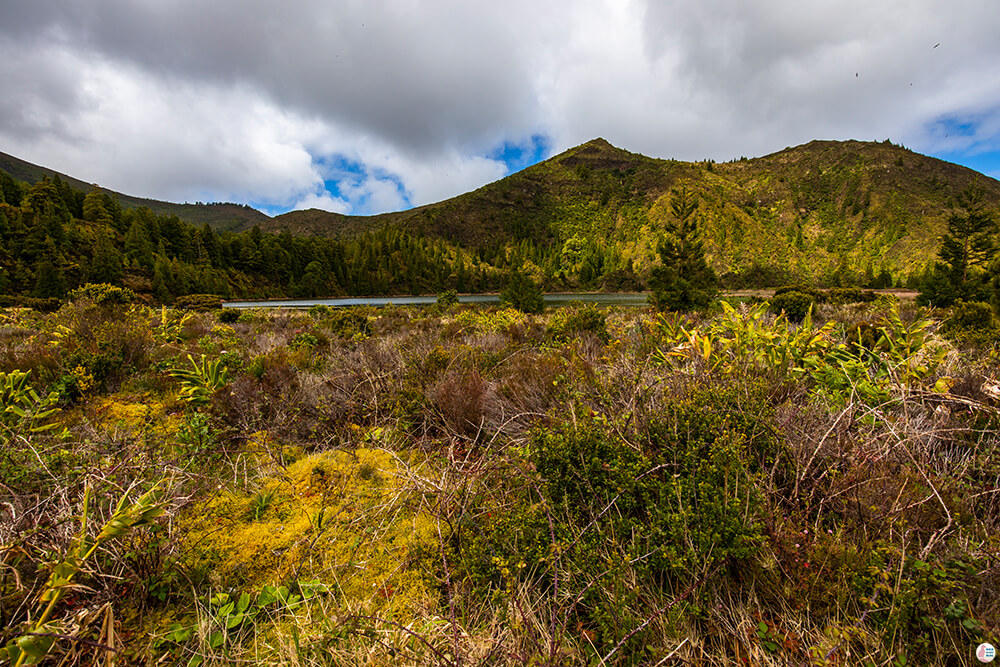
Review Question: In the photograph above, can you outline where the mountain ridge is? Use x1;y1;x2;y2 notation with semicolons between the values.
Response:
263;137;1000;283
0;150;270;231
4;138;999;283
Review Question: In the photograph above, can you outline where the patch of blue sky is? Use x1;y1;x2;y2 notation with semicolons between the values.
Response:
927;115;980;140
924;112;1000;180
313;154;368;198
932;149;1000;181
489;134;551;174
314;154;412;215
248;200;291;217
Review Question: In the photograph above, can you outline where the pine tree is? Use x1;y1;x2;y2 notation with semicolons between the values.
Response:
124;218;154;269
82;188;113;225
649;187;719;311
152;256;173;303
33;260;65;298
90;232;123;284
500;269;544;313
919;182;997;307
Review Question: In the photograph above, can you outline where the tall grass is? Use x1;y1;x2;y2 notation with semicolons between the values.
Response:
0;299;996;665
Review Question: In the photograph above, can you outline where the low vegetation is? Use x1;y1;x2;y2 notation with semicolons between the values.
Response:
1;286;998;665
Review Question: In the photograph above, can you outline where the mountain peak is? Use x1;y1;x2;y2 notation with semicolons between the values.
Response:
556;137;642;171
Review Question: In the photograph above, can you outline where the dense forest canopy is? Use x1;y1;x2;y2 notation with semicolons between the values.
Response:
0;172;655;302
0;174;514;302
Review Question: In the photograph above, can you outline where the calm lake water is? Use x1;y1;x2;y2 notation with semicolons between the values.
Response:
222;293;651;309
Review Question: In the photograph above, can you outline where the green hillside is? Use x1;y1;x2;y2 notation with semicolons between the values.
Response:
0;150;269;231
265;138;1000;285
3;138;999;293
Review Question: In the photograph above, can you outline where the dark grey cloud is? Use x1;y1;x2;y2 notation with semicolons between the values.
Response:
1;1;546;153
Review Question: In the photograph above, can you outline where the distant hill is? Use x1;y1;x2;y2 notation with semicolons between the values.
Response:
0;150;270;232
4;138;999;284
265;138;1000;283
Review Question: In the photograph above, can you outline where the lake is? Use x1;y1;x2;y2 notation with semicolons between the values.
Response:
222;292;651;309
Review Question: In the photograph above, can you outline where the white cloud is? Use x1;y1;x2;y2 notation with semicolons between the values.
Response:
1;0;999;216
292;191;349;214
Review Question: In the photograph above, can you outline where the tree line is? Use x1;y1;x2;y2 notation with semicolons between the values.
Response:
0;172;655;304
2;169;996;309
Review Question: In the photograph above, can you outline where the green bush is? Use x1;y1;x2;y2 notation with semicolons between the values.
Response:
436;289;460;307
307;304;330;318
0;296;62;311
173;294;223;311
49;296;153;392
217;308;241;323
325;309;371;339
826;287;876;305
844;321;883;356
67;283;138;306
500;271;544;314
769;290;815;322
461;381;773;651
774;284;825;302
288;331;320;351
941;300;999;345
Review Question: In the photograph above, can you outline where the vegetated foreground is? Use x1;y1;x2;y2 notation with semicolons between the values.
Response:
1;291;998;665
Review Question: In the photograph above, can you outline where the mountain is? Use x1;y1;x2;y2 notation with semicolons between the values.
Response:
0;150;270;231
264;138;1000;284
4;138;999;286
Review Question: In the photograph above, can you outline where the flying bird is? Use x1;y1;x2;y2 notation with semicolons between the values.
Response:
934;43;940;48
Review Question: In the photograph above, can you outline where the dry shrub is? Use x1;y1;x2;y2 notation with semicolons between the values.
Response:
215;362;337;445
432;368;496;438
495;350;565;417
324;337;408;424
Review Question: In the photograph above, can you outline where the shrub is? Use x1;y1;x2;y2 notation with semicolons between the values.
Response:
941;300;999;345
462;382;773;651
325;309;371;339
0;296;61;312
288;331;320;351
844;321;883;356
173;294;223;311
774;284;825;302
769;290;815;322
436;289;459;307
307;304;330;318
500;271;544;314
67;283;139;306
546;303;609;343
826;287;876;305
217;308;241;323
48;297;153;391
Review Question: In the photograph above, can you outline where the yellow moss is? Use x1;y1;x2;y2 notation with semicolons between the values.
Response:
96;395;181;438
177;447;443;620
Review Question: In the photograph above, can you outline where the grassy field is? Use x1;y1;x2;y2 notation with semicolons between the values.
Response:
1;291;998;665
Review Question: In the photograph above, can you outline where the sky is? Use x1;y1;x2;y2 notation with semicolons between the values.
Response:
1;0;999;217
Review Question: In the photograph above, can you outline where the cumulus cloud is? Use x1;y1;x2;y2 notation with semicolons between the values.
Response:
0;0;998;216
292;192;350;215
